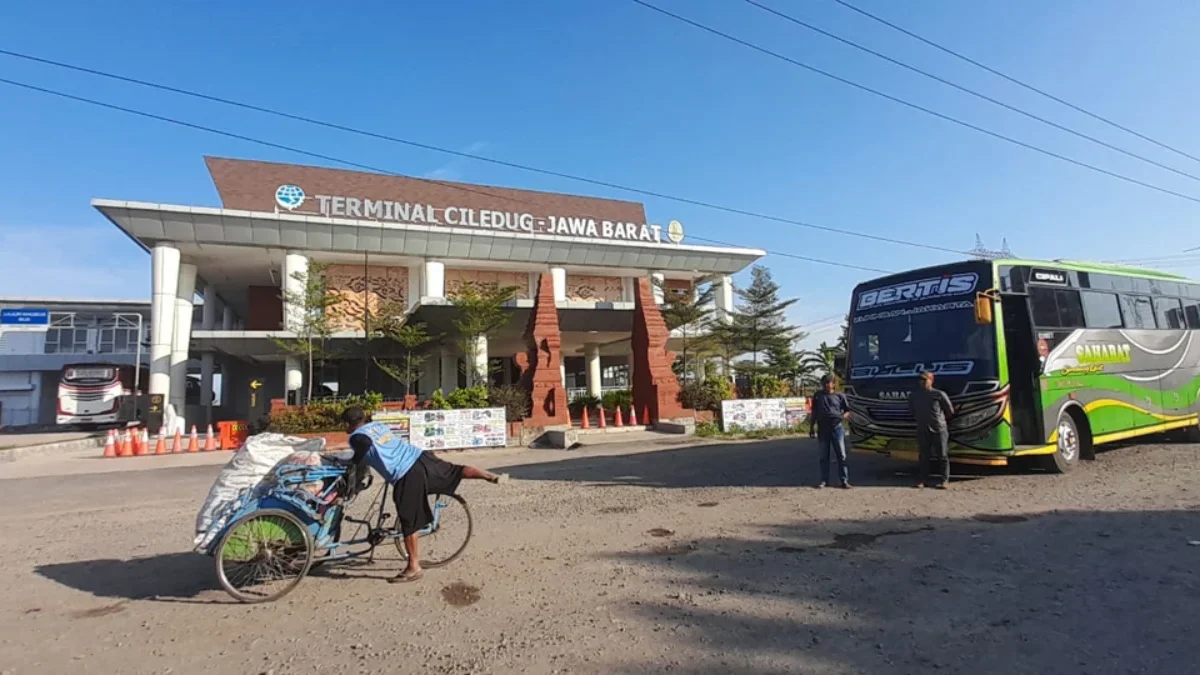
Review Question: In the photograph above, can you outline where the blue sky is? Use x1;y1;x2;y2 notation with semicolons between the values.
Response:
3;0;1200;348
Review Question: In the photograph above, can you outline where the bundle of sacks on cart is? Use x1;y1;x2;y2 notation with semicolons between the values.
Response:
193;428;331;552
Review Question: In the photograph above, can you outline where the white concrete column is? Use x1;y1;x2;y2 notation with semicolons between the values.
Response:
424;260;446;300
621;277;634;303
221;306;234;331
651;272;665;305
560;361;567;388
201;288;218;331
282;253;309;332
551;267;567;303
440;347;457;393
149;245;180;399
419;350;440;396
467;335;488;387
200;353;215;424
407;264;421;311
284;357;303;398
585;343;602;398
715;275;734;323
169;263;197;418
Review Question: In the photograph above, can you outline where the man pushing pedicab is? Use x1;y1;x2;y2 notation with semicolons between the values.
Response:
330;407;508;583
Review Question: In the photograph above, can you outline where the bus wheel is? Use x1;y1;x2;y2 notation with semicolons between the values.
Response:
1040;411;1082;473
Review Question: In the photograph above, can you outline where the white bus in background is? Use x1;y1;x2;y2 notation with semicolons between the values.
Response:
56;362;147;427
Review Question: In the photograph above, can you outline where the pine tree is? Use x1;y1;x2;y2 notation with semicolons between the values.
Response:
659;280;715;381
729;265;798;382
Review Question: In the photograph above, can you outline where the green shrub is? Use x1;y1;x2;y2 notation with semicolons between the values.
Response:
488;385;529;421
569;393;601;415
600;389;633;410
446;385;489;409
750;375;788;399
694;421;721;437
268;391;383;433
678;377;733;413
427;389;453;410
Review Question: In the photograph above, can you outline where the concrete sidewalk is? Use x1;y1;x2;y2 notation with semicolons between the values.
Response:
0;431;107;463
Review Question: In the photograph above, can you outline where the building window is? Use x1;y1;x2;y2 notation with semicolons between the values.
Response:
45;327;88;354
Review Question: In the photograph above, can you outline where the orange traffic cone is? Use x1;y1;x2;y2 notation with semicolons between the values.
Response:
581;406;591;430
141;428;151;455
103;429;117;458
628;405;638;426
154;427;168;455
187;425;201;453
598;406;607;428
613;406;624;427
118;429;133;457
204;425;217;452
172;427;184;453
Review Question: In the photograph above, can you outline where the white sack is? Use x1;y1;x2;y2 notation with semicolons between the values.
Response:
193;432;326;551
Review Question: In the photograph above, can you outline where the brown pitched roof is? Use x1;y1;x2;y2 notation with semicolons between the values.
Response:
204;156;647;226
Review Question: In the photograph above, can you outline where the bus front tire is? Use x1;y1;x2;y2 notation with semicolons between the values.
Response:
1040;411;1084;473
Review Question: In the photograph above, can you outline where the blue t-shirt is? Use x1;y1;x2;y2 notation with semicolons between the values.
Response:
349;421;423;483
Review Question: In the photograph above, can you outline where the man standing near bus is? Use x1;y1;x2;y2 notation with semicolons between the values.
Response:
809;374;851;489
909;371;954;489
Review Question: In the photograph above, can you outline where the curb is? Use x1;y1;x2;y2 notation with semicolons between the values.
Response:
0;435;107;463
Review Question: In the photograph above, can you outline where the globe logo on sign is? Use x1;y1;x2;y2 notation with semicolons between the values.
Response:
275;184;305;211
667;220;685;244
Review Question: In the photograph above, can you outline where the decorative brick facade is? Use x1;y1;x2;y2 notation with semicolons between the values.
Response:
631;277;693;424
566;275;624;303
324;264;408;331
445;269;531;300
514;273;570;427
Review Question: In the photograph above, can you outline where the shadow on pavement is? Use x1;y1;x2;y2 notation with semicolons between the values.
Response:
604;508;1200;674
494;437;1001;489
36;553;220;603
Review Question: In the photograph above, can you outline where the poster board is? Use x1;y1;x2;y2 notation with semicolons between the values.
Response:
720;397;808;432
375;407;507;450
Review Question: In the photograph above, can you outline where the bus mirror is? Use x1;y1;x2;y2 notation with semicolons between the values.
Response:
975;291;996;325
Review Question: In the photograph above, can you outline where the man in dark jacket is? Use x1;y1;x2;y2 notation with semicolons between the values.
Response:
909;371;954;489
809;374;851;489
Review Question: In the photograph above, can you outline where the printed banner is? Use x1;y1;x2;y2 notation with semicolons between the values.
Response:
721;397;808;432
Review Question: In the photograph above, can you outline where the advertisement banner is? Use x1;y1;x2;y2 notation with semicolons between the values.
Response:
721;397;808;432
384;407;507;450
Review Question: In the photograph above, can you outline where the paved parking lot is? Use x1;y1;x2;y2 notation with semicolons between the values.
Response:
0;437;1197;674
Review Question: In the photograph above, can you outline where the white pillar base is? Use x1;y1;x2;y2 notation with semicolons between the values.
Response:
585;343;602;398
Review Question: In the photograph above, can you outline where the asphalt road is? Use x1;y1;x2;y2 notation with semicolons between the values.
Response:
1;437;1197;674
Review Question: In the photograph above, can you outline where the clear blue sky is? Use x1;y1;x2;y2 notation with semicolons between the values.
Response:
3;0;1200;347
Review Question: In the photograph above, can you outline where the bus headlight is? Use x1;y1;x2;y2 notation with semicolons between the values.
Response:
950;403;1004;433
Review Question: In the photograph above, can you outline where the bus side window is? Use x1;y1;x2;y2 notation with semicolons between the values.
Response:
1120;294;1156;329
1184;299;1200;329
1080;291;1123;329
1152;297;1185;330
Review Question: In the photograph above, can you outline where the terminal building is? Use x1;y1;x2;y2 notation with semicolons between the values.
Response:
93;157;764;427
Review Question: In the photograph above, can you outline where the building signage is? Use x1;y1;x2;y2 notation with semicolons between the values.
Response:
0;308;49;332
273;183;684;244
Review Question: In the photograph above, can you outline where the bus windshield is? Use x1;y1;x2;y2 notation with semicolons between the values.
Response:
849;263;997;380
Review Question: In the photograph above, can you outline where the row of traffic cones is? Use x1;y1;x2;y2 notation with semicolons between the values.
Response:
102;424;221;458
579;405;643;430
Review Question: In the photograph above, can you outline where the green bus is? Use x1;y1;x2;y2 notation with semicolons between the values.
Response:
844;259;1200;472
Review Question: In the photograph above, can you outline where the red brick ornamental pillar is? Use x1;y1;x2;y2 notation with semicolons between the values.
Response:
631;277;694;424
515;273;570;427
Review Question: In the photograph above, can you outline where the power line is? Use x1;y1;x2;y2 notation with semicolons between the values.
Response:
628;0;1200;206
832;0;1200;167
743;0;1200;185
0;48;968;258
0;76;888;276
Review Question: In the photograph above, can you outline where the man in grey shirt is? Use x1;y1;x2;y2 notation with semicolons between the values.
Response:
908;371;954;489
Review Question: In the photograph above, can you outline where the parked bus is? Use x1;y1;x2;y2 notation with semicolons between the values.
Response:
844;259;1200;472
56;362;148;427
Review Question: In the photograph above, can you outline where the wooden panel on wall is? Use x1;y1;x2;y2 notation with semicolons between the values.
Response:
247;285;283;330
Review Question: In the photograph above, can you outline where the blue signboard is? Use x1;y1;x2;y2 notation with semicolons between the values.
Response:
0;308;50;330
